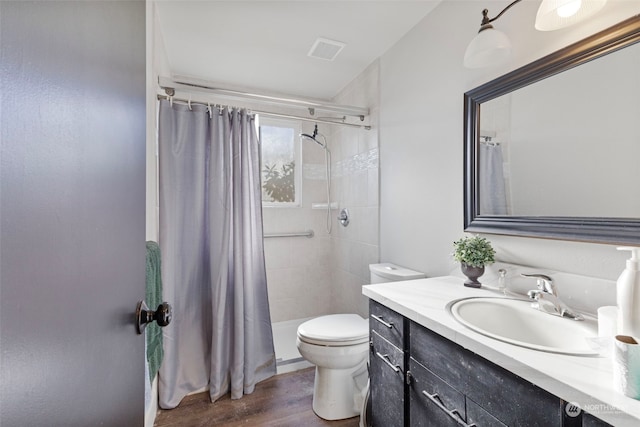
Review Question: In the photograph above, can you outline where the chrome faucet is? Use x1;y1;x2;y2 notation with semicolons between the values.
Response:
521;273;584;321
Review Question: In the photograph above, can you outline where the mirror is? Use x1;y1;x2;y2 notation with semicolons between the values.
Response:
464;16;640;244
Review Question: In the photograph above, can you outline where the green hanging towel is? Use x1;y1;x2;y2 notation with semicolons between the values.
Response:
146;241;164;382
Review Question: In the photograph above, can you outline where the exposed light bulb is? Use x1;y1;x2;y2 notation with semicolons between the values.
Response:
557;0;582;18
536;0;606;31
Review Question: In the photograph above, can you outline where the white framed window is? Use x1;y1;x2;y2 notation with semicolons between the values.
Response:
259;117;302;207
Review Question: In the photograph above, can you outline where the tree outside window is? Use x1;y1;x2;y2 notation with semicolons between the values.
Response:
259;118;301;206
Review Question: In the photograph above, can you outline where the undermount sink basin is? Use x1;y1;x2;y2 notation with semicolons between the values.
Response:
448;297;599;356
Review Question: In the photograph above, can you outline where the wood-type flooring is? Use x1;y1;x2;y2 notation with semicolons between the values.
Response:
154;367;361;427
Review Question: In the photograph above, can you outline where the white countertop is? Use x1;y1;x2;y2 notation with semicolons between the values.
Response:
363;276;640;426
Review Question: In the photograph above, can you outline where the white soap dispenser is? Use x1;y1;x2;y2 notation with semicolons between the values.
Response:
617;246;640;337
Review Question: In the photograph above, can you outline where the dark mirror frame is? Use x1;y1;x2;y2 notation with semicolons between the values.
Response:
464;15;640;245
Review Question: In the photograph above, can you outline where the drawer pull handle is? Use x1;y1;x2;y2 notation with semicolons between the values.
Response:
421;391;476;427
371;314;393;328
375;352;400;373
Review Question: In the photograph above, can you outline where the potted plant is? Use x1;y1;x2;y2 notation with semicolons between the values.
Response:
453;235;496;288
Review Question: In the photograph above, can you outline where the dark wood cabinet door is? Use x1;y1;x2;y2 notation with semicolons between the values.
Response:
409;359;465;427
466;398;507;427
370;330;405;427
410;321;562;426
370;300;404;349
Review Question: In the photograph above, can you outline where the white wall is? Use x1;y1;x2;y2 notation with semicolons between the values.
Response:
379;0;640;281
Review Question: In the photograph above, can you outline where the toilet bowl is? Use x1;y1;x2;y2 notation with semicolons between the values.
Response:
296;314;369;420
297;263;426;423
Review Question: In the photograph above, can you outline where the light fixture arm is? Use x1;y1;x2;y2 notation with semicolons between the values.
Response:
480;0;522;27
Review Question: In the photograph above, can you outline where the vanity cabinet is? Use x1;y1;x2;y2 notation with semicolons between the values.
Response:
369;301;406;427
368;300;613;427
410;321;557;426
408;357;500;427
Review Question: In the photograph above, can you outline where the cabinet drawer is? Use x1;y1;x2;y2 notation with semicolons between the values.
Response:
370;300;404;349
409;358;465;427
410;321;467;392
467;398;507;427
410;321;561;426
370;330;405;427
410;358;507;427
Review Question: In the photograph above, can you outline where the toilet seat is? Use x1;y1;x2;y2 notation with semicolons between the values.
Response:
297;314;369;346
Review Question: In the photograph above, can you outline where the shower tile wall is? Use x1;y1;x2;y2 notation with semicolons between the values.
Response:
330;60;380;318
263;118;333;323
263;60;380;322
263;175;329;321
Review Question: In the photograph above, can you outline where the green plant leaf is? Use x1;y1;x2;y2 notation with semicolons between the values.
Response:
452;235;496;267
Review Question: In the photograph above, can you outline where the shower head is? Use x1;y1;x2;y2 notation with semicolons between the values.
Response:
301;133;327;149
300;124;327;148
301;132;319;142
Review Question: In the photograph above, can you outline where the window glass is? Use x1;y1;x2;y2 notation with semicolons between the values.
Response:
259;118;301;206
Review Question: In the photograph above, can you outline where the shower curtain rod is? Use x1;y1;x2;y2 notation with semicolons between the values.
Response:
156;95;372;131
158;76;369;120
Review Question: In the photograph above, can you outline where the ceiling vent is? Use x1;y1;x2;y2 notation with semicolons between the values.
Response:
307;38;346;61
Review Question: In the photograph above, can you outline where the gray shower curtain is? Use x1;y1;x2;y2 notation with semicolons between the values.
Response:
479;142;508;215
157;100;276;409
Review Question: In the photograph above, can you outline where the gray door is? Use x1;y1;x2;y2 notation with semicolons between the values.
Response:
1;1;146;426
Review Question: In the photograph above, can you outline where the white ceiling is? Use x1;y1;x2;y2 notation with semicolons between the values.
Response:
155;1;441;101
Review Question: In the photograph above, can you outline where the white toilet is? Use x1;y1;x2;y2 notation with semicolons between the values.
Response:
296;262;426;422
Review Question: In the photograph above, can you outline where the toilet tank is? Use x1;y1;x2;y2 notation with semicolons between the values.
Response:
369;263;426;284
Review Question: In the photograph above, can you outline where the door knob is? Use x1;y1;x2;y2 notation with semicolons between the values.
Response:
136;300;172;334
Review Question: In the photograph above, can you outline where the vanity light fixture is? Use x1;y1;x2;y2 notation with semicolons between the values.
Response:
463;0;523;69
535;0;607;31
464;0;608;68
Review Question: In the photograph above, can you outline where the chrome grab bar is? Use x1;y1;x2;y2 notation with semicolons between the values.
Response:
263;230;314;238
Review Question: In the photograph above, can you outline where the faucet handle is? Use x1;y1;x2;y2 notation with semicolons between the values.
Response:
521;273;556;295
521;273;553;282
527;289;542;300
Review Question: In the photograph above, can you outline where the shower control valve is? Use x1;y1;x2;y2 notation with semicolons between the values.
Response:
338;208;350;227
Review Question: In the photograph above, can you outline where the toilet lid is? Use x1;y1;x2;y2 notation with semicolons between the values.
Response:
297;314;369;346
